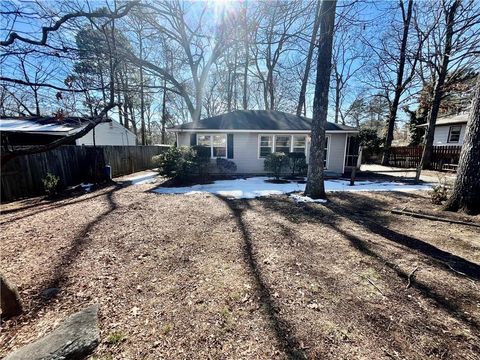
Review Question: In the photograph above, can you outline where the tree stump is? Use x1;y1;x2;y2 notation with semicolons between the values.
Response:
0;274;23;318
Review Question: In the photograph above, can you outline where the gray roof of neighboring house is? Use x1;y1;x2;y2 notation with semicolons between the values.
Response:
170;110;358;132
418;113;469;128
0;116;111;135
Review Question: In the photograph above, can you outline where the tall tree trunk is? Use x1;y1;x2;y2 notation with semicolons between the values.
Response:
304;0;337;199
382;0;414;165
334;80;341;124
161;78;167;144
139;35;146;145
418;0;459;171
243;37;249;108
296;0;321;116
242;0;249;110
34;88;40;116
443;75;480;214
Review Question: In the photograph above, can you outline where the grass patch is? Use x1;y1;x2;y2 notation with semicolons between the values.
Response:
106;331;127;345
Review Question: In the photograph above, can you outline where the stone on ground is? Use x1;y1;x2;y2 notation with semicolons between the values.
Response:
4;304;100;360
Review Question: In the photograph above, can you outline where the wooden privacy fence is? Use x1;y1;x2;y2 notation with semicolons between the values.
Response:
390;145;462;170
1;145;169;202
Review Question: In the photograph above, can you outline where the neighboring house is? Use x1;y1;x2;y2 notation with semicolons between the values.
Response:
169;110;359;176
418;113;469;146
0;116;136;146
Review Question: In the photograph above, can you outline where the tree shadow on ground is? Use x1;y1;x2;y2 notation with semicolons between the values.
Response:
259;193;480;333
328;192;480;279
33;185;121;305
0;184;119;225
216;195;307;360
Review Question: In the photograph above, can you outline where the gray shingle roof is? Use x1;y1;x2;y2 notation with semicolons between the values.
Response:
170;110;357;131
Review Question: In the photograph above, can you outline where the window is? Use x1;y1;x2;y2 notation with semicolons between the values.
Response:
324;137;329;168
448;126;461;143
275;135;291;154
259;135;273;158
292;135;306;154
212;134;227;157
197;134;211;146
197;134;227;158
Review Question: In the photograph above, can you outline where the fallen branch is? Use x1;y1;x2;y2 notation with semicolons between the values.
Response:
406;266;419;289
439;261;478;290
391;209;480;228
357;274;386;297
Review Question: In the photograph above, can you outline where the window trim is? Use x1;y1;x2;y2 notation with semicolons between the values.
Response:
257;134;323;164
274;134;292;155
292;134;307;153
447;125;461;143
197;133;227;159
258;134;274;159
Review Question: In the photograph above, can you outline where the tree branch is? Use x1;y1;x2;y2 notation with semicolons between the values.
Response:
0;1;140;46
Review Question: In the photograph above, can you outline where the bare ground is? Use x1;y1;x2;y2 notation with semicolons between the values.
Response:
1;181;479;359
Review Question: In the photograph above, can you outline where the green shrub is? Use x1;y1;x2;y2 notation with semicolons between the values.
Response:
358;128;384;162
288;152;307;177
152;146;211;182
264;152;289;180
191;145;211;178
216;158;237;175
42;173;60;195
152;147;180;177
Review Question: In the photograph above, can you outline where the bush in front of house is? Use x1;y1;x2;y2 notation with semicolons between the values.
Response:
216;158;237;175
264;152;289;180
191;145;211;178
42;172;60;195
288;152;307;177
153;145;211;182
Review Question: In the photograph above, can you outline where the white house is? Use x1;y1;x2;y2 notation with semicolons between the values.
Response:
76;120;136;146
169;110;359;176
419;113;469;146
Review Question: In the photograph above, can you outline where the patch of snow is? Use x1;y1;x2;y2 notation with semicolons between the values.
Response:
153;176;432;199
126;171;158;185
80;183;94;192
290;194;328;203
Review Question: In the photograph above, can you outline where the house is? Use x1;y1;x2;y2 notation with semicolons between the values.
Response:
169;110;359;176
418;113;469;146
0;116;136;147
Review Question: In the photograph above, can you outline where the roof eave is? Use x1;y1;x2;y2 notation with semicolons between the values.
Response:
167;128;358;133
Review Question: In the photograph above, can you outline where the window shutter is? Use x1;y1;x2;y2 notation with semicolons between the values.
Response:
190;133;196;146
227;134;234;159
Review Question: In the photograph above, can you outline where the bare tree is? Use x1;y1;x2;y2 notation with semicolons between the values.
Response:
416;0;480;174
444;75;480;214
305;0;337;199
296;0;321;116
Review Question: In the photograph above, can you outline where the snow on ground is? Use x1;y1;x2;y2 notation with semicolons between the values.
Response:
152;176;433;199
121;171;158;185
290;194;328;203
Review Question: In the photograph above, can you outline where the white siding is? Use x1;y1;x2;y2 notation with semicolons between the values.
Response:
76;121;136;146
433;124;467;146
176;131;350;175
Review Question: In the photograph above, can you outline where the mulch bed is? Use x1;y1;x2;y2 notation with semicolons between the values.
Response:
1;183;479;359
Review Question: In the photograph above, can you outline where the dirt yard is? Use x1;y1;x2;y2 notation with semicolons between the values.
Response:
1;181;479;359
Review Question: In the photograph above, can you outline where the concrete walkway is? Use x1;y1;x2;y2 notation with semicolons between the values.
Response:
360;164;456;185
